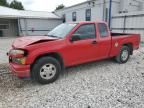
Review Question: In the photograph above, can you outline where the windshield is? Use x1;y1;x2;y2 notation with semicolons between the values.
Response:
48;23;76;38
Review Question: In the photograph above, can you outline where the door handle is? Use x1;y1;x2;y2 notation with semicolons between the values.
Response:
91;41;97;44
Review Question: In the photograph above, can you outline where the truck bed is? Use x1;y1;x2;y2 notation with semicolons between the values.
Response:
110;33;140;58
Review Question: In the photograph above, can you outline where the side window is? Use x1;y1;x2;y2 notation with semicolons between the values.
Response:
98;23;109;37
73;24;96;40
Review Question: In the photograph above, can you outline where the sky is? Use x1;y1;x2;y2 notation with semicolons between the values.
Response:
7;0;86;12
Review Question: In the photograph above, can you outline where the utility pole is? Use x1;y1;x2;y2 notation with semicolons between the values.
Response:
109;0;112;29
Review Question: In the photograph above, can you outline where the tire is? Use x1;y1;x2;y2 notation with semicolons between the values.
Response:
115;46;130;64
32;57;61;84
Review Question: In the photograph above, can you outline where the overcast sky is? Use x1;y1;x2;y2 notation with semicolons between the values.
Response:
7;0;85;11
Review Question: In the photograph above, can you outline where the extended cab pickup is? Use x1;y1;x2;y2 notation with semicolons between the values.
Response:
8;21;141;84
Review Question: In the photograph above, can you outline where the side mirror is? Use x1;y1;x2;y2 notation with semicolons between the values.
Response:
70;34;81;42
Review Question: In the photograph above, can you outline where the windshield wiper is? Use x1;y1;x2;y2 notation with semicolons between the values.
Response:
48;35;62;39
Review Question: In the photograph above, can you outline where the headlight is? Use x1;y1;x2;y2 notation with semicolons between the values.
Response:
9;49;27;65
9;49;27;57
10;49;24;55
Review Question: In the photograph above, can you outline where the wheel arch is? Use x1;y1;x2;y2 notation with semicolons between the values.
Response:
30;52;65;78
122;43;133;55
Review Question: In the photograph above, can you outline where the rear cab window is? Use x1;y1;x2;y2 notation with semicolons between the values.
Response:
98;23;109;37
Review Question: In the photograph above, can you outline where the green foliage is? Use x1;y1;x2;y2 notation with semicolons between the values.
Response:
0;0;24;10
10;0;24;10
55;4;65;10
0;0;9;7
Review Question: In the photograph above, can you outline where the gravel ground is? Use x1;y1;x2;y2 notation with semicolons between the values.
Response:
0;38;15;64
0;47;144;108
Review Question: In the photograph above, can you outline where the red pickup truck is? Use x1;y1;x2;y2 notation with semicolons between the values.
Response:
8;21;140;84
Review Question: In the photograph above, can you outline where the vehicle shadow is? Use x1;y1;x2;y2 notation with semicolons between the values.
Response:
61;58;116;78
0;59;115;89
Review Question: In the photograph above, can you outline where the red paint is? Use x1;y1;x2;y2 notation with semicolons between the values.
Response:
8;21;141;78
9;63;30;78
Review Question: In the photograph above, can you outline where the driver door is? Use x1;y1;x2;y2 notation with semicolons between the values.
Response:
65;23;99;66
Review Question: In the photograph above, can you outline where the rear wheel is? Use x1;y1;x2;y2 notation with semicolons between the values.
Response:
32;57;61;84
115;46;130;63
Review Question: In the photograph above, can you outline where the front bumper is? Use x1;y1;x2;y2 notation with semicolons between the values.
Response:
9;63;30;78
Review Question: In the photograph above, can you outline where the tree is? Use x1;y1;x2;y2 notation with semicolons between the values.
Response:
55;4;65;10
0;0;9;7
10;0;24;10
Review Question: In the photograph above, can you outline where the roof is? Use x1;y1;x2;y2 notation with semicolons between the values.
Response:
68;20;105;23
55;0;96;12
0;6;61;19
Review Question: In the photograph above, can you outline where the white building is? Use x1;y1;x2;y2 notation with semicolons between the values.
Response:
0;6;62;37
55;0;144;23
54;0;144;41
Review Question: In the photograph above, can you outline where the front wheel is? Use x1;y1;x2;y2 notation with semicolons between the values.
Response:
32;57;61;84
115;46;130;64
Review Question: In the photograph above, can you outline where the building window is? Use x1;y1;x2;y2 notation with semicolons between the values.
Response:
0;24;9;30
62;14;66;23
86;9;91;21
72;12;76;21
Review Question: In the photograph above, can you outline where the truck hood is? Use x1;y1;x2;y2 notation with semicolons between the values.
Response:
12;36;58;48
